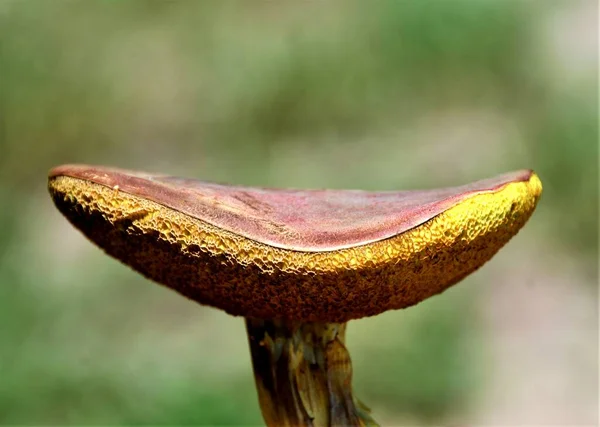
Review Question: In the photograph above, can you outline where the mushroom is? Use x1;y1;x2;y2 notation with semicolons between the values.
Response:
48;164;542;426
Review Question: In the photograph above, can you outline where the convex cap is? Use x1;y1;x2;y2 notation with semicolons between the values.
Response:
48;165;542;322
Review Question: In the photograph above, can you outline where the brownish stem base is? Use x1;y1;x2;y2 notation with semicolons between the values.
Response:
245;318;378;427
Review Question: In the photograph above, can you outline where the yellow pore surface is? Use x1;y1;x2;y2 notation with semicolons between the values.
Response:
49;173;542;320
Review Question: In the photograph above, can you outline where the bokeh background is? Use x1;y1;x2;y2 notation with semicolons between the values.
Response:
1;0;597;425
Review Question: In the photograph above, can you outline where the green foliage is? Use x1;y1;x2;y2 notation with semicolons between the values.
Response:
353;289;480;421
530;94;598;256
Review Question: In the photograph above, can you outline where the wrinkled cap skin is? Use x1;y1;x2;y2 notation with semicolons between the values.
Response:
48;164;542;322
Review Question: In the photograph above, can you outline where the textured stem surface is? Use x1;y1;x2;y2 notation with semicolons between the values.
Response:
246;318;378;427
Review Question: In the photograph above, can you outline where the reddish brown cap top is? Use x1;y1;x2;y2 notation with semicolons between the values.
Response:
49;164;534;251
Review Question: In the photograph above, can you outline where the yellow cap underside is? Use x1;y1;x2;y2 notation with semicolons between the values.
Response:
50;174;542;275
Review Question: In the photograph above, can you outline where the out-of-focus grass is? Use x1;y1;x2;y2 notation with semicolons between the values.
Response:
0;0;597;425
350;285;480;421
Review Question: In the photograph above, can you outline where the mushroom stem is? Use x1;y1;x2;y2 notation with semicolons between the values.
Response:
246;318;378;427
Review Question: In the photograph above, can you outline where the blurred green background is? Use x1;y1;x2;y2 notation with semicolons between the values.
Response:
0;0;597;425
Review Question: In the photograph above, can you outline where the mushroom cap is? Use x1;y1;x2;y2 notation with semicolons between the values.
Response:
48;164;542;322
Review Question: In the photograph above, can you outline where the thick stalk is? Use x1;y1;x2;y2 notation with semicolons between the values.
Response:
245;318;378;427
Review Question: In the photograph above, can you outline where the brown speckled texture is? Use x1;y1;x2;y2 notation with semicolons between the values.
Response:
48;168;542;322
